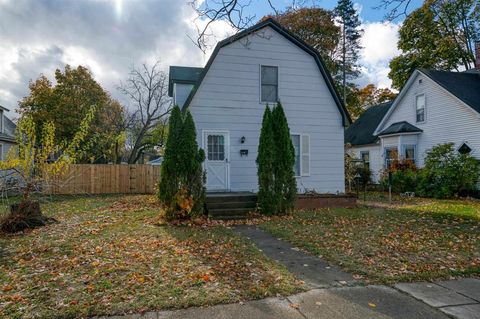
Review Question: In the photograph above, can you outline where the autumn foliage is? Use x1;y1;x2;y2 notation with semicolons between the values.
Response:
0;108;94;233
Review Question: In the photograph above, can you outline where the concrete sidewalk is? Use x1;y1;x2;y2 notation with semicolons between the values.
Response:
102;285;448;319
396;279;480;319
233;225;354;288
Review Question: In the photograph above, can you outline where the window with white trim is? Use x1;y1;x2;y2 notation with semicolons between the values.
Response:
291;134;310;177
403;145;416;162
384;147;397;169
360;151;370;169
416;94;425;123
261;65;278;102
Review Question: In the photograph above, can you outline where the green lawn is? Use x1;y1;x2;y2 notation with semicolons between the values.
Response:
364;192;480;220
261;195;480;284
0;195;303;318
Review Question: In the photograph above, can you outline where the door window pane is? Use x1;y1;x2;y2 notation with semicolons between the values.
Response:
207;135;225;161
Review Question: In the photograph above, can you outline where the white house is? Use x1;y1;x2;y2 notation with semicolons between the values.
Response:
168;18;351;193
346;69;480;183
0;106;17;160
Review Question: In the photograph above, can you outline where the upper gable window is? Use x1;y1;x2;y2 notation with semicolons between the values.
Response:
415;94;425;123
261;66;278;103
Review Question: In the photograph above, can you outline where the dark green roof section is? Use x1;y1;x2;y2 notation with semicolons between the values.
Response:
378;121;422;136
345;101;393;146
419;69;480;114
180;18;351;126
168;66;203;97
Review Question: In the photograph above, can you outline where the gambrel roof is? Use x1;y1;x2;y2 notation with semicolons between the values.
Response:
179;18;351;126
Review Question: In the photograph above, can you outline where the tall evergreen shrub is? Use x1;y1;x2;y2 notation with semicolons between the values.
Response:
158;106;205;219
180;111;206;214
271;102;297;213
256;105;277;214
158;105;183;206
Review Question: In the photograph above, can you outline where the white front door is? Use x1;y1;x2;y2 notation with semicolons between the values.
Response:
204;131;229;191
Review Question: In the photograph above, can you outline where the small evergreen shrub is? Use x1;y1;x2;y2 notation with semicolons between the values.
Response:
416;143;480;198
158;106;205;220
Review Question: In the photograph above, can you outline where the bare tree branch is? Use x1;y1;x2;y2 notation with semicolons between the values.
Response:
118;61;172;164
188;0;318;52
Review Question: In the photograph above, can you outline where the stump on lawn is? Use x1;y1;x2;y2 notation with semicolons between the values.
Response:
0;200;58;233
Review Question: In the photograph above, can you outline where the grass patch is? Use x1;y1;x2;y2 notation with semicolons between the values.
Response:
0;195;303;318
261;202;480;284
364;192;480;220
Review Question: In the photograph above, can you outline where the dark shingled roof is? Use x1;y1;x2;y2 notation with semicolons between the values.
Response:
378;121;423;136
345;101;393;146
168;66;203;97
420;69;480;114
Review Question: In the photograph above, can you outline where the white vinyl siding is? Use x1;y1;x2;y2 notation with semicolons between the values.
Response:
189;26;345;193
350;145;382;183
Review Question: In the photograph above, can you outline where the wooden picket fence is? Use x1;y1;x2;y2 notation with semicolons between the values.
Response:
46;164;161;195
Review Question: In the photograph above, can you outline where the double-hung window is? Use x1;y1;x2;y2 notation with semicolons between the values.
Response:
360;151;370;169
384;147;397;169
403;145;416;162
416;94;425;123
290;134;310;177
261;66;278;103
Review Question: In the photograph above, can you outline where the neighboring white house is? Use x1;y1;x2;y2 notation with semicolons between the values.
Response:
346;69;480;183
0;106;17;160
168;18;351;193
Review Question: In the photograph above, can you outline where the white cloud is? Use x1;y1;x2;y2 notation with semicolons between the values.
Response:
357;21;401;89
0;0;232;114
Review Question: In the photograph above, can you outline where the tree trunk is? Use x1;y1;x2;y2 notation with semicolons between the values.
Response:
0;200;58;233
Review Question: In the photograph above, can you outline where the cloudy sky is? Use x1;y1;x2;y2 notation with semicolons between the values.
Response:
0;0;418;117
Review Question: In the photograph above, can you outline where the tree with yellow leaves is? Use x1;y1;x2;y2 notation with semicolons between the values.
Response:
0;106;95;233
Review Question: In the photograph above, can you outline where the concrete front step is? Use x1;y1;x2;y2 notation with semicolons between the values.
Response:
206;192;257;220
207;201;257;210
205;194;257;204
208;207;254;217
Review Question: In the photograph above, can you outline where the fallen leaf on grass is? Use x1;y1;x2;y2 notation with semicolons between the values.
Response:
368;302;376;308
2;284;13;292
